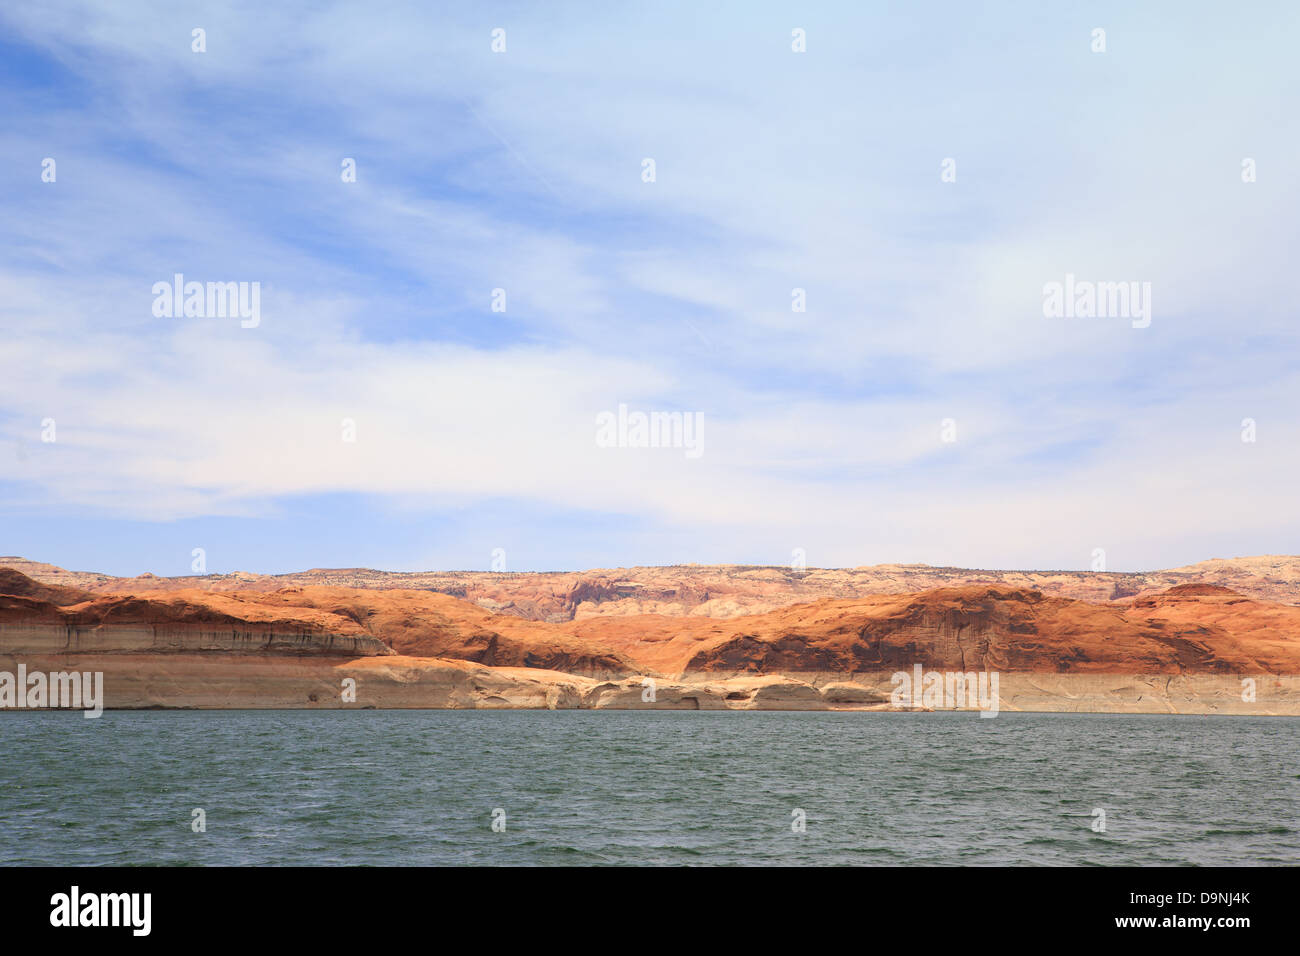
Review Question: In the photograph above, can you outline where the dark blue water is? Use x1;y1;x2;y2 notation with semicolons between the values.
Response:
1;711;1295;865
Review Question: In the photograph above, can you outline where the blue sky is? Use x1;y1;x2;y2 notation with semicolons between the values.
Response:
1;1;1298;575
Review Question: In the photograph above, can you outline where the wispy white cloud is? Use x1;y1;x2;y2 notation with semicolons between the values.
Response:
1;0;1297;572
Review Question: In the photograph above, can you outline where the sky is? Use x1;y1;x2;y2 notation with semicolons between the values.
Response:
1;1;1298;576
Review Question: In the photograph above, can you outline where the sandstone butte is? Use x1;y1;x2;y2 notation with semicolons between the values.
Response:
2;556;1300;714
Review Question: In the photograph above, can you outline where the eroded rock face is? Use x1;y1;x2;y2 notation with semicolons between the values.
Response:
0;568;97;606
7;555;1300;620
5;653;1298;714
3;562;1300;711
651;586;1300;678
0;577;394;657
0;624;393;657
3;568;1299;678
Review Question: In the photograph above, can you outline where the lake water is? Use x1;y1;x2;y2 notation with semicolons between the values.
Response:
1;711;1296;865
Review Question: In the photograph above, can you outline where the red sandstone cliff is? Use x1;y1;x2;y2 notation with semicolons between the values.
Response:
7;554;1300;620
4;566;1297;679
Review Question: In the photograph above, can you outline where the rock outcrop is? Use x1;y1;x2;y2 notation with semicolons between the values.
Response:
3;560;1300;713
0;577;393;657
7;554;1300;619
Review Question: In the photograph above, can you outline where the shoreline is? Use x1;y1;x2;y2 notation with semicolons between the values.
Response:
4;652;1297;715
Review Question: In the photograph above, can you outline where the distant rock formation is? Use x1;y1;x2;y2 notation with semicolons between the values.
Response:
0;570;393;657
6;554;1300;620
3;558;1299;712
